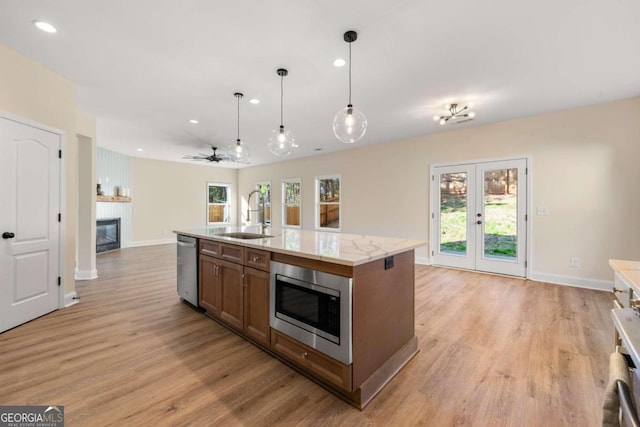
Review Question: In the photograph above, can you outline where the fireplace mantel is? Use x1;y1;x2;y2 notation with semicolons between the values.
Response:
97;195;131;203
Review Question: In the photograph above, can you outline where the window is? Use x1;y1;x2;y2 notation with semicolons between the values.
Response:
255;181;271;225
207;182;231;224
316;175;340;230
282;178;301;228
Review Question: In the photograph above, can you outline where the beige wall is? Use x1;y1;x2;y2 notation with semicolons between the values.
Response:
0;43;79;294
239;97;640;285
131;158;238;244
76;109;97;279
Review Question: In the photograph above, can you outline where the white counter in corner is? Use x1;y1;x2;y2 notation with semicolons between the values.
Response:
610;260;640;373
173;226;427;266
610;259;640;296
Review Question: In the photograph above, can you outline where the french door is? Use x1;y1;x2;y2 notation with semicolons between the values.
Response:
431;158;527;277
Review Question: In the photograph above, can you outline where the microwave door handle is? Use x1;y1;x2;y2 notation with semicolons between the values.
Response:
277;275;339;297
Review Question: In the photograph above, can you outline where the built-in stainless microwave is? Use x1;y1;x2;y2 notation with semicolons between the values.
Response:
270;261;352;365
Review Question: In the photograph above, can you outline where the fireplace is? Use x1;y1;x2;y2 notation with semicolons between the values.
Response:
97;218;121;253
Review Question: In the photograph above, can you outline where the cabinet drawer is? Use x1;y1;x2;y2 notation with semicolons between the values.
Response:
271;330;352;391
200;240;219;258
245;248;270;271
219;243;244;264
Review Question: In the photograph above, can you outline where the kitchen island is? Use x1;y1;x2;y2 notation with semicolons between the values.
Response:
174;225;426;409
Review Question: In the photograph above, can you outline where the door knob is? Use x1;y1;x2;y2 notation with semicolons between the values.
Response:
476;220;482;225
2;232;15;239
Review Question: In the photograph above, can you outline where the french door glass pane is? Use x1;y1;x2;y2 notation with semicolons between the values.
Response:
483;168;517;259
440;172;467;254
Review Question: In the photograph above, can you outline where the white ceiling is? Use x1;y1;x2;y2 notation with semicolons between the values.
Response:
1;0;639;168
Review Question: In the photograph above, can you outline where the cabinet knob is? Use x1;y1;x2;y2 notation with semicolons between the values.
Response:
252;256;260;262
302;352;308;359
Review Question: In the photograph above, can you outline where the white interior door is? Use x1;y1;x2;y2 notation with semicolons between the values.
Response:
432;158;528;277
0;116;61;333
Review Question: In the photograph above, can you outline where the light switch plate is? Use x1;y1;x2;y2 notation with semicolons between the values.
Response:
536;207;549;216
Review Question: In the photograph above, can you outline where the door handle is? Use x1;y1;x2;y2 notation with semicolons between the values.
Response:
2;232;15;239
476;220;482;225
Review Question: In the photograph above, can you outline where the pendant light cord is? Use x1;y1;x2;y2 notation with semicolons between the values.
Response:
237;95;240;141
348;41;352;105
280;73;284;127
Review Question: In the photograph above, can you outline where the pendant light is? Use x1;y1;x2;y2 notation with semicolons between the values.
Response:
333;30;367;144
232;92;250;163
268;68;296;156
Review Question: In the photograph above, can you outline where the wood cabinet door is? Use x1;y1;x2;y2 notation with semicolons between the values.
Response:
244;267;270;345
219;259;244;330
199;254;221;316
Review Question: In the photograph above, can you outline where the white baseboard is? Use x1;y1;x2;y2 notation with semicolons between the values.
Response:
64;291;79;307
415;256;431;266
75;268;98;281
529;272;612;291
126;238;176;248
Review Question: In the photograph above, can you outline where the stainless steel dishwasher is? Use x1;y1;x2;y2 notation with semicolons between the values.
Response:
177;234;198;306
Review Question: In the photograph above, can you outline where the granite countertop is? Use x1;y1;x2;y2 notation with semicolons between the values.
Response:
610;259;640;295
174;225;426;266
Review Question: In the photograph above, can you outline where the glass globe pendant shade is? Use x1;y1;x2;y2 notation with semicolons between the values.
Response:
234;139;250;163
333;104;367;144
268;125;295;156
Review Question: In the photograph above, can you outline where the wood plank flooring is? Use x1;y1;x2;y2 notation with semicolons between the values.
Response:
0;244;613;426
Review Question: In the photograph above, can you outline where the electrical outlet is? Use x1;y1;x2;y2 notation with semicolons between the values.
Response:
536;207;549;216
570;257;580;268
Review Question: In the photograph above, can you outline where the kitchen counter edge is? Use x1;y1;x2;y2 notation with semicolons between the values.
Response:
173;227;426;267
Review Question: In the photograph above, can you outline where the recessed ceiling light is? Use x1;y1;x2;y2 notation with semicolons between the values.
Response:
136;148;144;152
33;20;57;33
248;98;260;104
189;119;199;124
333;58;346;67
314;148;323;151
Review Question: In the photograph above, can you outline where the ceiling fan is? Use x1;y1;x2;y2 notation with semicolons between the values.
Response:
183;146;231;163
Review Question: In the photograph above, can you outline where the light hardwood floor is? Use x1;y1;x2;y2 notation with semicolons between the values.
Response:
0;244;613;426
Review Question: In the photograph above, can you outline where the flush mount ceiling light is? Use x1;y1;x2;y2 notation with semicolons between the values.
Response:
231;92;250;163
333;30;367;144
433;103;476;125
33;20;57;33
268;68;296;156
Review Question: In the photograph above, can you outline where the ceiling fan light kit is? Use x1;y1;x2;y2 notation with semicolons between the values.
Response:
434;103;476;125
333;30;367;144
182;146;228;163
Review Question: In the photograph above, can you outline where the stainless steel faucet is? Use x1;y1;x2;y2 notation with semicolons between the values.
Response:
247;189;267;234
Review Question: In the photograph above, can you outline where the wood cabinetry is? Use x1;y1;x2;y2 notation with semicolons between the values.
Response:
218;259;244;330
194;235;418;409
199;241;271;345
199;253;221;316
271;329;352;391
244;267;270;345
